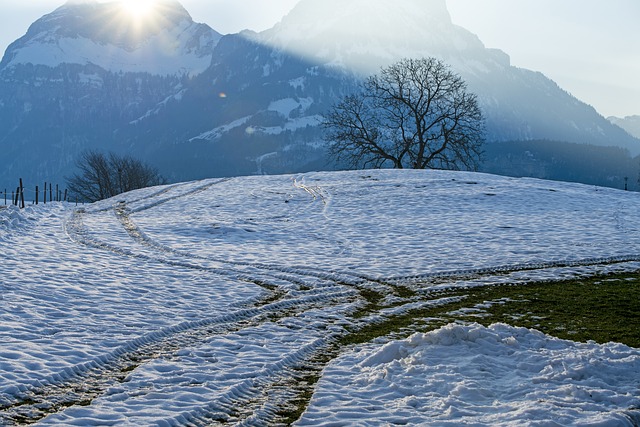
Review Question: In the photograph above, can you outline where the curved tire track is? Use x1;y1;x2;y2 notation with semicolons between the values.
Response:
35;178;640;426
0;288;357;425
1;181;366;425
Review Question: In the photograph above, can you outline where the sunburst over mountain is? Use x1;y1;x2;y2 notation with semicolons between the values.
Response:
0;0;220;75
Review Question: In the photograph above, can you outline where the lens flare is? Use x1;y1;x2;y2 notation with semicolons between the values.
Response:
121;0;156;21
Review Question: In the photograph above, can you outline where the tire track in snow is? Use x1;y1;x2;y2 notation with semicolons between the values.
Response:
111;181;640;293
112;177;365;285
125;178;233;215
113;201;348;291
0;289;357;425
55;188;404;425
67;198;319;296
1;182;364;425
85;179;228;215
157;338;333;427
382;255;640;288
50;178;640;425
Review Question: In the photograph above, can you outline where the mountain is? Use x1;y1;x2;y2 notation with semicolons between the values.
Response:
261;0;473;74
608;115;640;139
0;0;638;189
154;0;638;179
0;0;221;187
0;0;220;76
256;0;637;147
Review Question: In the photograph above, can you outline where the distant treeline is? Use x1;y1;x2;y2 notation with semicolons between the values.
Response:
481;140;640;191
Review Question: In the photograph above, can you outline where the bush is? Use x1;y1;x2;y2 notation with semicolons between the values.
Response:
66;150;166;202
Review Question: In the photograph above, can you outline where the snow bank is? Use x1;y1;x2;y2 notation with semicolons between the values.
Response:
0;204;38;230
0;205;23;229
298;323;640;426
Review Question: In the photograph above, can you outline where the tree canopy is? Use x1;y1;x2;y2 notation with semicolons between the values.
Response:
324;57;485;170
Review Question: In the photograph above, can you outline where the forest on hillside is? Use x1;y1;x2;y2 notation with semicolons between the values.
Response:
481;140;640;191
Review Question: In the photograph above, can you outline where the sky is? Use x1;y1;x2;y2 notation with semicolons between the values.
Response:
0;0;638;118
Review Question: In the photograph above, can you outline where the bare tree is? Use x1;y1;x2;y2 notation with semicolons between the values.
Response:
66;150;166;202
324;57;485;170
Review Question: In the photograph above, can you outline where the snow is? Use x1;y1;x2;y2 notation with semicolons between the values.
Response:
188;116;252;142
6;20;215;77
189;98;318;142
299;323;640;426
1;169;640;425
267;97;314;118
259;114;324;135
190;111;322;141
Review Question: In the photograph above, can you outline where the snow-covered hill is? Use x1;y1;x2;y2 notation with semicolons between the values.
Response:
1;169;640;425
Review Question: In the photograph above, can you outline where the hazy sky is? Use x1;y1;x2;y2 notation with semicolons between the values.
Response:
0;0;638;118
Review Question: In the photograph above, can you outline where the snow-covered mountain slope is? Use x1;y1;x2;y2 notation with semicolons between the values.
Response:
0;0;221;76
1;169;640;425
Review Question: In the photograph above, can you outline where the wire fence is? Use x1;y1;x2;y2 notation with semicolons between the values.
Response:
2;179;80;208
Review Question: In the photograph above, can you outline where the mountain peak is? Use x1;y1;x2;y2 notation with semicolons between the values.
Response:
261;0;484;73
0;0;221;76
280;0;452;26
36;0;194;48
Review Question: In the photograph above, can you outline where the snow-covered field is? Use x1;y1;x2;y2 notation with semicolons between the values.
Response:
1;169;639;425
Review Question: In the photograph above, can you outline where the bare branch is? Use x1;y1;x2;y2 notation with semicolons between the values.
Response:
324;57;485;171
66;151;166;202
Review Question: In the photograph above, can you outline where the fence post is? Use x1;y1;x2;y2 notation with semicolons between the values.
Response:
14;187;19;206
35;185;39;205
3;189;6;205
44;181;47;204
64;189;68;202
49;183;52;203
19;179;25;209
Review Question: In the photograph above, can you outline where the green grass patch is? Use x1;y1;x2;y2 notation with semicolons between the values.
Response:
448;273;640;347
276;373;322;425
342;272;640;348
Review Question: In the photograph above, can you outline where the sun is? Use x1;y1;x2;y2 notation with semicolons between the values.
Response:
120;0;157;21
